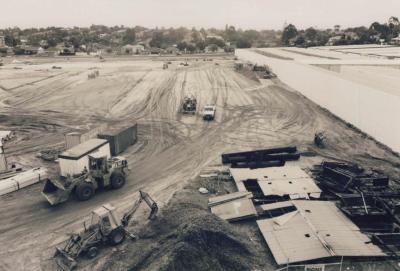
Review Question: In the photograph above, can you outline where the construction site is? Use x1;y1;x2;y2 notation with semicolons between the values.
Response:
1;45;400;271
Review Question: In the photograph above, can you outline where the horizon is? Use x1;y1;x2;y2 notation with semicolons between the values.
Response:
0;0;399;30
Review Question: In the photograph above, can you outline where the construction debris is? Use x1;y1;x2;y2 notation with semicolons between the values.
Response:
372;233;400;257
198;187;209;194
257;200;386;265
0;130;14;142
313;161;389;194
209;191;257;222
36;148;61;161
222;146;299;169
230;166;321;201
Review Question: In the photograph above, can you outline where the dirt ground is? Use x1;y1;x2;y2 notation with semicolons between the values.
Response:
0;54;400;271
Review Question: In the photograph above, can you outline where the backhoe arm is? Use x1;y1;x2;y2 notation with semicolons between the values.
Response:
121;190;158;227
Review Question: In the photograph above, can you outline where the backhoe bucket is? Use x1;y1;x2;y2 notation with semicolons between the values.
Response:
55;247;77;271
42;179;71;205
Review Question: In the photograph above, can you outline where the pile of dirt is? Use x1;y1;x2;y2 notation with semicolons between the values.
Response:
97;188;267;271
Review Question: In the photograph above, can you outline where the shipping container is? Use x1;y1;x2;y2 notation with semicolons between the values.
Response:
65;132;82;149
58;139;111;177
98;123;137;156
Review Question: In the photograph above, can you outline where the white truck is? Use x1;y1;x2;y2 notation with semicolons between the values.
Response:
202;105;216;121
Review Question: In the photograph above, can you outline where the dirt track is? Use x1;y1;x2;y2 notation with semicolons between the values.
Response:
0;55;400;271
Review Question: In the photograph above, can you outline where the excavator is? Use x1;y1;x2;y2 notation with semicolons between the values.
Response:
54;190;158;271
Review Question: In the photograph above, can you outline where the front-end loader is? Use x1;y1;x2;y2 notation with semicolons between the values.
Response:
55;190;158;271
42;155;128;205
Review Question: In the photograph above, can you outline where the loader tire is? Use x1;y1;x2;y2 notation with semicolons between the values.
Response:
110;172;125;189
86;246;99;259
75;182;94;201
109;228;125;245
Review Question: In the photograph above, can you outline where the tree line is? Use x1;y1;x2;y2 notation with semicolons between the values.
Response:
282;17;400;47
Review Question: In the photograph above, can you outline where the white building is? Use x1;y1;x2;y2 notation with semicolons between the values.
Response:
0;36;5;47
58;138;111;177
121;44;144;54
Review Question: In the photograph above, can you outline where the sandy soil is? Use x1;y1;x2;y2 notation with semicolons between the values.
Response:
0;54;400;271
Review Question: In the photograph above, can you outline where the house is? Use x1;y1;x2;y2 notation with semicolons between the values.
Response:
165;46;178;54
149;47;163;54
121;44;144;54
206;34;224;41
326;35;343;46
391;36;400;45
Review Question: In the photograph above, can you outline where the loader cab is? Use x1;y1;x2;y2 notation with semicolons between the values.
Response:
88;155;109;176
89;204;121;235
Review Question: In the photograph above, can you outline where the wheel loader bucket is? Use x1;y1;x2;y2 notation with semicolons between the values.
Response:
42;179;71;205
54;247;77;271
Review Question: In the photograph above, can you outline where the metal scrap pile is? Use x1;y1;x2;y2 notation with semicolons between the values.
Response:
313;161;400;233
221;146;300;169
312;161;389;194
36;149;61;161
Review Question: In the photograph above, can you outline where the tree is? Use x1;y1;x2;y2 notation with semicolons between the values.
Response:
149;31;164;48
225;25;238;42
5;35;19;47
208;44;218;52
122;29;135;45
177;41;187;51
242;30;260;43
206;37;225;48
236;38;251;48
304;27;317;41
186;43;196;53
195;40;206;51
281;24;298;45
294;36;305;46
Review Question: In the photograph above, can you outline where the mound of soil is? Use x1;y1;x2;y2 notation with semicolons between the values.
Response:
98;188;267;271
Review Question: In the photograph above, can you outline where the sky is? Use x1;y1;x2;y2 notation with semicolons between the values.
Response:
0;0;399;30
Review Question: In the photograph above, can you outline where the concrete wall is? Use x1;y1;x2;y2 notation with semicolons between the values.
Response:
236;49;400;153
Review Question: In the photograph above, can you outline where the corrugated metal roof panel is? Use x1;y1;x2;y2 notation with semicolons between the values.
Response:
257;200;385;265
210;196;257;222
230;167;321;198
260;201;294;211
208;192;252;207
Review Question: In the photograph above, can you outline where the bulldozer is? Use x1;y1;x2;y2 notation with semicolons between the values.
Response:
42;154;128;205
181;95;197;114
55;190;158;271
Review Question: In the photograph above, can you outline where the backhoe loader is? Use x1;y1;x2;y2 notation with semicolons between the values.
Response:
55;190;158;271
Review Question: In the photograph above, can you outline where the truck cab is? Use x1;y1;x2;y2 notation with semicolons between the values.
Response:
202;105;216;121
